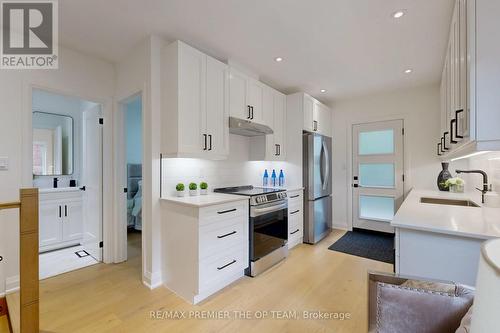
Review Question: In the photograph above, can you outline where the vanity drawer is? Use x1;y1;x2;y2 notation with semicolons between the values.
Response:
199;245;246;291
199;218;246;260
199;201;248;226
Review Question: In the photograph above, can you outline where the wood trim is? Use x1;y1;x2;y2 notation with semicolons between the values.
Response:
19;188;39;333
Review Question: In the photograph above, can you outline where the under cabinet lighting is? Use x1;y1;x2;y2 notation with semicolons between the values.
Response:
450;151;491;161
393;11;405;19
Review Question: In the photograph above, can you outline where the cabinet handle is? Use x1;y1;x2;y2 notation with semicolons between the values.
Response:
440;137;446;153
450;119;458;144
208;134;212;151
59;205;61;218
455;109;464;139
217;208;237;214
251;106;254;119
313;120;318;131
443;132;449;150
247;105;251;119
203;134;207;150
275;144;279;156
278;144;281;156
437;142;442;156
290;229;300;235
290;210;300;215
65;205;67;217
217;230;237;239
217;259;237;270
290;195;299;199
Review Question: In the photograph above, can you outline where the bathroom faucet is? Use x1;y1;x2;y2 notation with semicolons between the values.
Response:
455;169;490;203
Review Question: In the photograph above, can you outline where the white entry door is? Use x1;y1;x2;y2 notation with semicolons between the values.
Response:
82;104;103;261
352;120;404;233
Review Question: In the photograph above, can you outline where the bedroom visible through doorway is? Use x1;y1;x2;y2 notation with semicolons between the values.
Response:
123;95;143;264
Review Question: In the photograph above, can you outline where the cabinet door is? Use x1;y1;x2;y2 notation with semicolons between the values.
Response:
247;79;264;124
229;69;249;120
458;0;469;137
206;56;229;157
263;86;276;159
273;91;286;160
39;201;63;247
303;94;314;132
178;43;206;154
62;200;83;242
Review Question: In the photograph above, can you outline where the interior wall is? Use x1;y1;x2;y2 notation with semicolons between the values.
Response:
125;96;143;164
0;46;115;296
330;84;442;230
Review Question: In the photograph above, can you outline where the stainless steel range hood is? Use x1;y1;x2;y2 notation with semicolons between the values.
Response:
229;117;273;137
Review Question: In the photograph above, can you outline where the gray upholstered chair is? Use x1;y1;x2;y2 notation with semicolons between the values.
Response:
368;271;474;333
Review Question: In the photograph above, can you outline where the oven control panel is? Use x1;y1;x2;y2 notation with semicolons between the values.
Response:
252;191;287;205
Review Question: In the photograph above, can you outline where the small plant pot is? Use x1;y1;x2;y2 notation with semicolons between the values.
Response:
189;190;198;196
449;184;464;193
200;189;208;195
176;191;185;197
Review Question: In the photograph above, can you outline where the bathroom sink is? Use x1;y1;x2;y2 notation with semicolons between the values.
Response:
420;197;480;207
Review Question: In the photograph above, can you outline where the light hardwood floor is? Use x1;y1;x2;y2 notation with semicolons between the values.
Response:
36;230;391;333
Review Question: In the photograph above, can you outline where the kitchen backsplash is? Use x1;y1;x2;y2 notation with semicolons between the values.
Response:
161;135;297;197
466;151;500;192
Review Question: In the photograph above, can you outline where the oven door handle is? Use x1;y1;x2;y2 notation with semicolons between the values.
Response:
251;202;288;217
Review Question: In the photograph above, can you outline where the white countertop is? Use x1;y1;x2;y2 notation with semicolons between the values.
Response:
392;189;500;240
39;187;82;194
161;193;248;208
260;186;305;192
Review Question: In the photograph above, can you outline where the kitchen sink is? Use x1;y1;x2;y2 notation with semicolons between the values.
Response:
420;197;480;207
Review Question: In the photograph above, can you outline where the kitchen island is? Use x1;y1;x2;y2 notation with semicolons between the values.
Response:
392;189;500;285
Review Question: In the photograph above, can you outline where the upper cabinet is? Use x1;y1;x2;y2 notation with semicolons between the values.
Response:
289;93;332;137
250;86;287;161
438;0;500;158
161;41;229;159
229;68;268;126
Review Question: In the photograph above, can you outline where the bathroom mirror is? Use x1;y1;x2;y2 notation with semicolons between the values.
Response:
32;111;74;176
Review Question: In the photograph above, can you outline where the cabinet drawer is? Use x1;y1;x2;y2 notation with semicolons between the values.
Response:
199;245;246;291
199;219;246;260
287;190;303;205
199;201;248;226
288;232;303;249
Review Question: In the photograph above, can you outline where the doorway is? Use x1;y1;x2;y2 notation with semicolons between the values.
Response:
120;94;143;267
352;119;404;233
32;88;103;279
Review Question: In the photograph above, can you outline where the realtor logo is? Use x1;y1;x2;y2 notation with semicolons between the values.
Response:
1;0;58;69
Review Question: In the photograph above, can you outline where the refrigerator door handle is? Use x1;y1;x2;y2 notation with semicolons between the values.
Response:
321;139;330;190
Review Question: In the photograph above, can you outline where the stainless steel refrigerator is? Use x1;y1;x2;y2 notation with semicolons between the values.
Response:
303;133;332;244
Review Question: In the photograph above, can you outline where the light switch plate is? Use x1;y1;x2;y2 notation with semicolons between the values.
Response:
0;157;9;171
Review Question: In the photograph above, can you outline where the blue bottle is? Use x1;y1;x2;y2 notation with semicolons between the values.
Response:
263;169;269;187
278;169;285;187
271;169;277;187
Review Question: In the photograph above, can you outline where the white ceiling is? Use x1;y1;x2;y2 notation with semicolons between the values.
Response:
59;0;454;103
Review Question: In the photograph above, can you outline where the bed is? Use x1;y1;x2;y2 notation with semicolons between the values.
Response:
127;163;142;230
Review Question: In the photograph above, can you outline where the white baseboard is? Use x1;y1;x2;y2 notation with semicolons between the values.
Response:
332;223;350;231
143;270;162;289
5;275;20;294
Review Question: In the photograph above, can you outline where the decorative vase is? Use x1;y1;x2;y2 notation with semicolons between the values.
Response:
176;190;185;197
437;162;452;191
189;189;198;196
200;189;208;195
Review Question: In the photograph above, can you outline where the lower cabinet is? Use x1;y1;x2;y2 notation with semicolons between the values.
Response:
161;198;249;304
39;191;83;252
287;189;304;249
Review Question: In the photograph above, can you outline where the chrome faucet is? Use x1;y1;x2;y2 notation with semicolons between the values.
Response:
455;169;490;203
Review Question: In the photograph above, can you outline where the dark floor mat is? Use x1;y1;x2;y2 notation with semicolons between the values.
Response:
328;229;394;264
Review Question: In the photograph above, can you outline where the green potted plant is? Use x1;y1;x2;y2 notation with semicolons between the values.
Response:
200;182;208;195
189;182;198;196
175;183;185;197
445;177;465;193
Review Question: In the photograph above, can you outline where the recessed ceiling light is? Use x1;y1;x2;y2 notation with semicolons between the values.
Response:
320;89;327;93
404;69;413;74
393;10;405;19
274;57;283;62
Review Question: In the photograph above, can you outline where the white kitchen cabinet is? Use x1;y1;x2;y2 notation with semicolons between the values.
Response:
438;0;500;158
39;190;83;252
249;87;287;161
288;93;332;137
161;198;249;304
229;68;267;126
162;40;229;159
287;189;304;249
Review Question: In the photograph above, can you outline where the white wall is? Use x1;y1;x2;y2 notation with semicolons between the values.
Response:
125;96;143;164
447;152;500;193
331;84;442;230
0;46;115;296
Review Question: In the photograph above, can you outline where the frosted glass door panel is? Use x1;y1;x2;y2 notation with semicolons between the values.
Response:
359;130;394;155
359;163;395;188
359;195;394;222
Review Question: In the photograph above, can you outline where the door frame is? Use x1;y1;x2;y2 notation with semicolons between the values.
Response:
346;115;409;231
22;83;113;263
115;91;144;263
